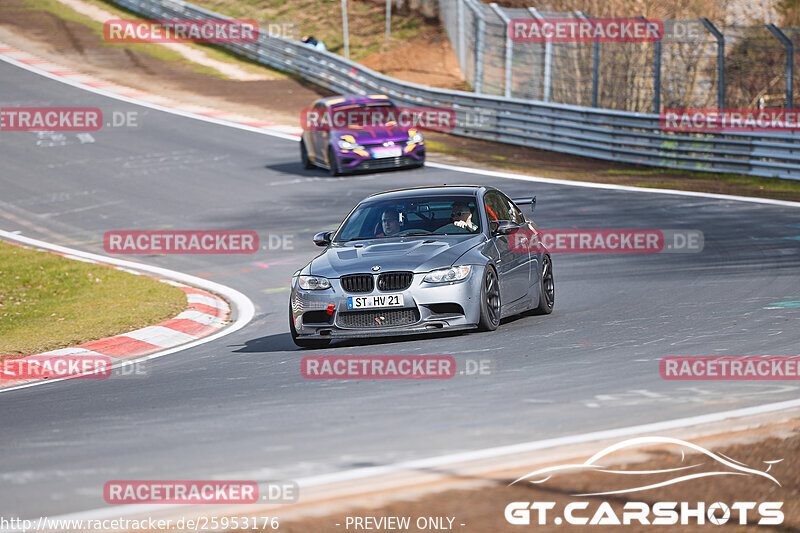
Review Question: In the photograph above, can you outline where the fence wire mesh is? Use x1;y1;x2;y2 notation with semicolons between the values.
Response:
439;0;798;112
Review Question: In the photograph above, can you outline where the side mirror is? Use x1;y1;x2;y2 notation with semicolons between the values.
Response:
492;221;518;236
313;231;332;247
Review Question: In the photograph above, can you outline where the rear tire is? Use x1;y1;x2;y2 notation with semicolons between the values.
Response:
300;139;313;169
327;147;341;176
530;254;554;315
478;266;501;331
290;303;331;348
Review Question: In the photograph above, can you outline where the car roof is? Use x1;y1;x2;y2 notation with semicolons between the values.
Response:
315;94;394;107
363;185;491;202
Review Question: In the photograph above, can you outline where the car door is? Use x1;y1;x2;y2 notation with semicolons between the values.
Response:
484;191;529;306
503;193;536;295
308;102;328;163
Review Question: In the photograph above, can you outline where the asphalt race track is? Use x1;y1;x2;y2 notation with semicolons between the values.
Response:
1;58;799;520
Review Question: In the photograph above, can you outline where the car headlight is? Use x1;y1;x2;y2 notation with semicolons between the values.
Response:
298;275;331;290
408;132;423;143
423;265;471;283
337;139;364;150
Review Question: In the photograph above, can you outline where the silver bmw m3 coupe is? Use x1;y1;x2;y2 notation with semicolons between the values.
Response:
289;185;554;347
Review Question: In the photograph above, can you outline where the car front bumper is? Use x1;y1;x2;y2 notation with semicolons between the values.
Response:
290;267;484;340
337;142;425;172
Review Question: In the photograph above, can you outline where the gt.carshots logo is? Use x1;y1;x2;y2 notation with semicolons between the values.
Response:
505;437;784;526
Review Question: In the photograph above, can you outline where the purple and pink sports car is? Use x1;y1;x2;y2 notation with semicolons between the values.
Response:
300;94;425;175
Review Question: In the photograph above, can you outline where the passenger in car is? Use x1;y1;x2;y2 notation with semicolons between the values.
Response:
436;202;478;233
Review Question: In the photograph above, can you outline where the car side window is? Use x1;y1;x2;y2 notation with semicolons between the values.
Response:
484;191;511;223
501;193;525;224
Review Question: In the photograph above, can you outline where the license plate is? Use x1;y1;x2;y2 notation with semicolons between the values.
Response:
347;294;404;309
372;146;402;159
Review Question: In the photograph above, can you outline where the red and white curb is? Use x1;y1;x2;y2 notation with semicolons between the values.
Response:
0;229;255;393
0;41;303;138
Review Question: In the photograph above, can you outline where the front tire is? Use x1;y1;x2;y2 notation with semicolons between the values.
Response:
530;254;554;315
327;147;341;176
300;139;313;169
289;303;331;348
478;266;501;331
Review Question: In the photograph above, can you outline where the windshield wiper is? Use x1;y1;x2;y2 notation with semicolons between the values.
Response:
338;237;377;243
400;232;433;236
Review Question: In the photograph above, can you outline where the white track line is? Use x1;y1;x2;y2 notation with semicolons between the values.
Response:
2;53;799;209
0;229;255;394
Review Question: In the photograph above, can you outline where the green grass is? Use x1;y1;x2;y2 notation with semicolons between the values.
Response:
0;241;187;358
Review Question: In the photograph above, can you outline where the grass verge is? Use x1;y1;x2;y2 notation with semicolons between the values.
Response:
0;241;186;358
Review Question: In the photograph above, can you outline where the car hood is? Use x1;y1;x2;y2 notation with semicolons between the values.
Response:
332;127;411;145
310;235;485;277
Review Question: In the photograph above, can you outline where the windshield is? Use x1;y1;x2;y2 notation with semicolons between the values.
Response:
330;101;395;113
335;195;481;241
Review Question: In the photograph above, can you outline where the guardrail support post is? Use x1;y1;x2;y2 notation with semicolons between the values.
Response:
766;24;794;109
528;7;551;102
489;3;513;98
701;18;725;109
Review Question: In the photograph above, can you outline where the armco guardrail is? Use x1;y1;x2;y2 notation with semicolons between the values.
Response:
109;0;800;180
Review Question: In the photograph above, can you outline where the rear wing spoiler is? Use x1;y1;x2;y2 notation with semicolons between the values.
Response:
512;196;536;213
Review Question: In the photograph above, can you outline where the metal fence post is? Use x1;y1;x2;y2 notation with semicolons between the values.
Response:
701;18;725;109
528;7;551;102
489;2;513;98
385;0;391;41
766;24;794;109
472;0;485;94
576;11;599;107
457;0;466;73
653;33;662;113
341;0;350;60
